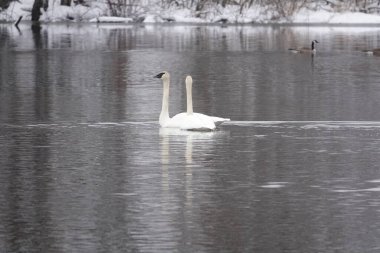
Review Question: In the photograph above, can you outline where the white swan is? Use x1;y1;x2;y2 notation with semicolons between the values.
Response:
154;72;229;131
154;71;215;130
154;71;172;127
179;75;216;131
185;75;230;127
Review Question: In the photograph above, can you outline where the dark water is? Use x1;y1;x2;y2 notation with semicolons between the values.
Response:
1;23;380;252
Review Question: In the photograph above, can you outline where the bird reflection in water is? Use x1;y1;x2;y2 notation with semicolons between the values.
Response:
159;128;223;207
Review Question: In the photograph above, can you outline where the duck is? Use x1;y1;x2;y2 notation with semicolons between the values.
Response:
288;40;319;54
362;48;380;56
155;72;225;131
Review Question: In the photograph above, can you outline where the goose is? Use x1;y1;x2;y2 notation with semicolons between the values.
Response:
154;71;216;131
288;40;319;54
362;48;380;56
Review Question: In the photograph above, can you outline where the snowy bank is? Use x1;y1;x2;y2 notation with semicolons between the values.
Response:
292;8;380;24
0;0;106;22
89;16;133;23
2;1;380;25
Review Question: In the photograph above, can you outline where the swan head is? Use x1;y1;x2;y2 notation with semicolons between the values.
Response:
185;75;192;84
154;71;170;81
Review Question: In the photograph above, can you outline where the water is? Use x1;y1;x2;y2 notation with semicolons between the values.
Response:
1;23;380;252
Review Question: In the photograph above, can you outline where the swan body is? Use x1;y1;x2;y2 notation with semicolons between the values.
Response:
169;113;216;131
185;76;230;126
154;72;229;131
209;115;230;126
289;40;319;54
183;75;230;130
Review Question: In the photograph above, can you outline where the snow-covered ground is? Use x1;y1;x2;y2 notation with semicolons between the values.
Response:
2;0;380;24
292;8;380;24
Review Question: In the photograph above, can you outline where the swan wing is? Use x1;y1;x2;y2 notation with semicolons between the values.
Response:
162;113;187;128
182;114;216;131
193;113;230;126
166;113;216;131
210;116;230;126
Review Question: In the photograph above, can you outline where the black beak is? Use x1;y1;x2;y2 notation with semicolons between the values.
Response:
154;72;165;78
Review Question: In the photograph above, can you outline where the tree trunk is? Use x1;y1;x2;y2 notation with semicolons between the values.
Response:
195;0;206;12
31;0;43;21
43;0;49;11
60;0;71;6
0;0;11;9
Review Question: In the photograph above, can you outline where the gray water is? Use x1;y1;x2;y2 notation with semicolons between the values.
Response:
1;23;380;253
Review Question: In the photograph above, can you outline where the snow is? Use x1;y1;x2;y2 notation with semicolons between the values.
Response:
329;12;380;24
89;16;133;23
143;14;164;23
2;1;380;25
293;8;380;24
0;0;106;22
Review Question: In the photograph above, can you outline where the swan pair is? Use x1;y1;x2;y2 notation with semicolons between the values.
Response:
154;71;229;131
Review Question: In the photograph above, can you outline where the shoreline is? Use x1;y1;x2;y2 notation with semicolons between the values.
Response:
2;20;380;27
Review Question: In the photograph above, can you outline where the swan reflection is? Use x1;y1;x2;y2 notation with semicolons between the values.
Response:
159;127;217;168
159;128;227;206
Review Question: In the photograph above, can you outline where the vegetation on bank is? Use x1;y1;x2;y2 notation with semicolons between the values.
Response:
1;0;380;22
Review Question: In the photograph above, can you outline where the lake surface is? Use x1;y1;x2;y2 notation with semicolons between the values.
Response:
1;23;380;252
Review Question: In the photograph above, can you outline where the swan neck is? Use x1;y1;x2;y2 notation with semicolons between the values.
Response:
160;78;170;126
186;78;193;115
